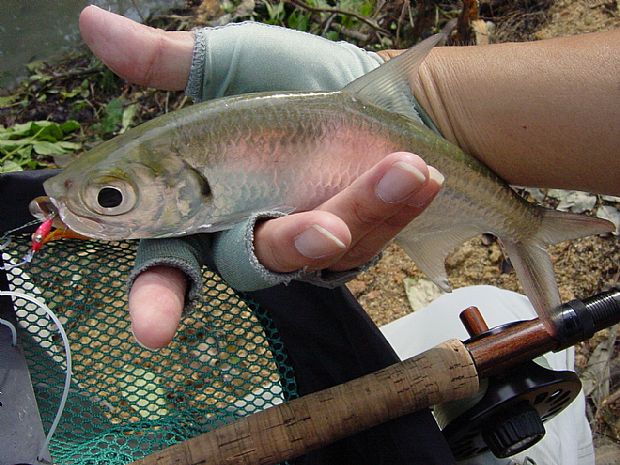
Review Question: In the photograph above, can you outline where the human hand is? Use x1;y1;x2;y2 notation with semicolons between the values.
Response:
79;6;443;349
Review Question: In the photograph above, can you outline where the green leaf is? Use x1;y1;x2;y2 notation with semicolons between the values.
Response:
56;141;81;151
2;122;34;138
26;60;46;73
359;1;374;16
325;30;340;41
0;160;23;173
107;98;125;117
16;145;33;158
264;0;284;24
288;10;310;31
32;122;63;142
0;138;30;148
32;141;67;156
120;104;138;134
60;120;80;133
96;97;125;135
0;95;17;107
60;88;82;99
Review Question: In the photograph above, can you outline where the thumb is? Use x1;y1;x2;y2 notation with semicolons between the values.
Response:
79;5;193;90
128;266;186;349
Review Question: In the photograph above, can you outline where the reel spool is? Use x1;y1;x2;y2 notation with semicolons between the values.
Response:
438;309;582;460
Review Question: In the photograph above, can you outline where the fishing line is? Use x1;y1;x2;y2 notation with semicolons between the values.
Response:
0;218;38;270
0;291;73;462
0;250;34;271
0;316;17;346
1;216;54;270
0;218;40;246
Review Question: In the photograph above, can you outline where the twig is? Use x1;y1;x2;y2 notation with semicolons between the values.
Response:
329;23;370;43
285;0;389;33
322;13;337;36
396;0;409;48
50;67;103;81
373;0;388;17
174;95;188;111
149;14;192;21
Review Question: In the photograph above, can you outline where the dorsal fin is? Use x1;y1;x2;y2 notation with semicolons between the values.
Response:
342;18;456;120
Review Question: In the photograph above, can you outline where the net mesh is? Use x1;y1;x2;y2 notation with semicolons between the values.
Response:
1;234;298;464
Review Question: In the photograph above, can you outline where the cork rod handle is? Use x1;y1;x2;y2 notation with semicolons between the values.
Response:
132;339;479;465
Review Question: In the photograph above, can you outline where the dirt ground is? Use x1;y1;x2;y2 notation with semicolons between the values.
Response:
346;0;620;457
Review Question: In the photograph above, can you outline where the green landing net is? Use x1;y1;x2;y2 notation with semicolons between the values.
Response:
2;235;298;464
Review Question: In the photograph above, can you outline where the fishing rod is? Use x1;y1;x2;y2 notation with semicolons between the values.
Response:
132;287;620;465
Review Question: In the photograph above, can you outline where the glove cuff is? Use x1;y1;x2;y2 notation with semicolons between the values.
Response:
212;212;380;292
128;236;209;312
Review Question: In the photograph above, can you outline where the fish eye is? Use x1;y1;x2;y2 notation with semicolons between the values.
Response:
97;187;124;209
83;179;137;216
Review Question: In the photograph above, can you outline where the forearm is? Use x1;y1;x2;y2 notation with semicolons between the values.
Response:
414;29;620;195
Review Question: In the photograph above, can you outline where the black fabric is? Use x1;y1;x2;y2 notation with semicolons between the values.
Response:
0;170;455;464
248;283;456;465
0;170;60;323
0;169;59;233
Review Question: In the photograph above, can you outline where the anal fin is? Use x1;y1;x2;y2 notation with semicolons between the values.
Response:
395;226;481;293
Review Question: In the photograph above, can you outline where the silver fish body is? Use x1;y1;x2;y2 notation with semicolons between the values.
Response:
43;90;528;243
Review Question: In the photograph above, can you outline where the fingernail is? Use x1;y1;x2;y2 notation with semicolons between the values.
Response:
376;161;428;203
294;224;347;259
408;166;445;207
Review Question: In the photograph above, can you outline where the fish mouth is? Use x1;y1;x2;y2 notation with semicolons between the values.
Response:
29;196;59;221
29;195;67;230
29;195;106;238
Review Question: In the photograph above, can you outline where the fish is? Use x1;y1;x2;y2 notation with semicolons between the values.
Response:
33;24;614;336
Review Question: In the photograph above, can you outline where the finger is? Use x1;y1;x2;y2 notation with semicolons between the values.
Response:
330;166;444;271
254;211;352;273
253;153;441;274
318;152;431;247
128;266;186;349
79;5;193;90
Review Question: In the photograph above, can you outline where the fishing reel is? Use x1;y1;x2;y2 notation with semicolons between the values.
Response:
439;289;620;460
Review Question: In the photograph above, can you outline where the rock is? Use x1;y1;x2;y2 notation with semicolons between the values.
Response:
403;278;445;312
596;205;620;235
549;190;598;213
521;187;546;203
346;279;367;296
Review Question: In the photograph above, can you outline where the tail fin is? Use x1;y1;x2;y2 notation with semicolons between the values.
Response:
501;210;614;336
